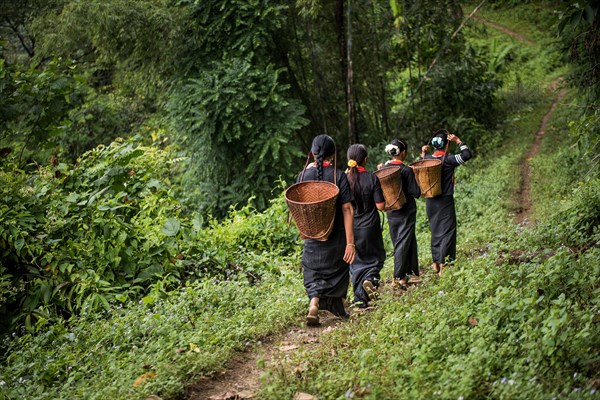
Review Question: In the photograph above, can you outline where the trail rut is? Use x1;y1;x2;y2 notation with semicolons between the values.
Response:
181;11;565;400
182;312;346;400
515;82;567;225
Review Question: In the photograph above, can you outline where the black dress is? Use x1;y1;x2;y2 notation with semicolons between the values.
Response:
297;164;354;317
349;169;386;308
423;142;472;264
384;161;421;281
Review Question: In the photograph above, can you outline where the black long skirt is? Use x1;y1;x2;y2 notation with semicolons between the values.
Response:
302;227;349;317
350;224;386;307
387;201;419;280
425;195;457;264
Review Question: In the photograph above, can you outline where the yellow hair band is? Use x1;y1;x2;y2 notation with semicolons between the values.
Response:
347;159;358;168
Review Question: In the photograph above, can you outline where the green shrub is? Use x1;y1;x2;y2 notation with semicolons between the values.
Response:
0;137;300;331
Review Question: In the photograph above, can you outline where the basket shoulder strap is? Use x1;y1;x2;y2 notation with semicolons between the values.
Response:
299;152;312;183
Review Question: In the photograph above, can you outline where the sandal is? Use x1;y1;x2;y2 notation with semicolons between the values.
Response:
362;280;379;300
306;306;320;326
391;278;407;291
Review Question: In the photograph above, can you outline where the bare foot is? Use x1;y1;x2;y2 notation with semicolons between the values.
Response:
306;305;320;326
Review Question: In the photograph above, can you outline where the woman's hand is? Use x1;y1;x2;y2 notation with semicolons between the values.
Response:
341;202;356;265
448;133;461;144
421;145;429;153
377;163;385;170
343;243;356;265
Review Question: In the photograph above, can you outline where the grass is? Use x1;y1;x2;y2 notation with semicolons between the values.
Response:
257;80;600;400
257;3;600;399
0;268;305;399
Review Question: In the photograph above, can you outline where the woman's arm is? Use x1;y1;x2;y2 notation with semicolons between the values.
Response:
342;202;356;264
447;133;472;165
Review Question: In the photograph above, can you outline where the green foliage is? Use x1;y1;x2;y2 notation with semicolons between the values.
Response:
31;0;183;97
529;95;600;245
0;138;183;328
178;0;287;60
0;270;305;399
0;56;141;164
0;137;300;330
389;1;503;144
556;1;600;105
55;91;145;160
168;59;307;216
0;58;88;163
258;90;600;400
402;44;501;143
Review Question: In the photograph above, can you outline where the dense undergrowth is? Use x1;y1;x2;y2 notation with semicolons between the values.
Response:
0;137;300;331
1;2;599;400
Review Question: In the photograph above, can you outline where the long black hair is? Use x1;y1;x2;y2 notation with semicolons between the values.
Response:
347;144;368;214
311;134;336;181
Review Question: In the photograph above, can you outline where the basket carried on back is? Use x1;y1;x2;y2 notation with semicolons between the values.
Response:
285;181;339;241
374;166;406;211
411;159;442;198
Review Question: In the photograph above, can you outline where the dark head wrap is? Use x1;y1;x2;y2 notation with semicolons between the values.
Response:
431;132;448;150
311;134;336;181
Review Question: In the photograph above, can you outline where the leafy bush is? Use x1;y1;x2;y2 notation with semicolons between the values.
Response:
0;137;300;331
391;43;501;144
168;58;307;216
0;58;88;164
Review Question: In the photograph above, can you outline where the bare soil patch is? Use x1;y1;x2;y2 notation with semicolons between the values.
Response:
515;84;567;225
472;15;535;45
181;313;346;400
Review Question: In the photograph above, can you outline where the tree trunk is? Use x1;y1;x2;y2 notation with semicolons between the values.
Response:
335;0;357;145
346;0;357;144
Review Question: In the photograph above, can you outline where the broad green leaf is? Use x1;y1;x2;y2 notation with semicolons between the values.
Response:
162;218;180;237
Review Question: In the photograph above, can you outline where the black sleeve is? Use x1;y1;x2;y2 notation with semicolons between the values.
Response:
445;142;472;167
337;170;354;204
403;166;421;198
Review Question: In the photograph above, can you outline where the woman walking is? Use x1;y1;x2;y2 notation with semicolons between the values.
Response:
379;139;421;290
298;135;355;326
420;131;472;276
346;144;386;308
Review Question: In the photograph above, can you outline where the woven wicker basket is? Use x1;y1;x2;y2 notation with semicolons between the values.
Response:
411;159;442;198
374;166;406;211
285;181;339;241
